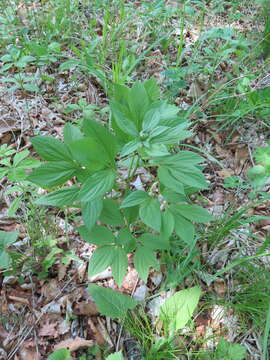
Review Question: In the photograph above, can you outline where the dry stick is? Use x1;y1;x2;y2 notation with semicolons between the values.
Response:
8;275;76;359
115;277;139;353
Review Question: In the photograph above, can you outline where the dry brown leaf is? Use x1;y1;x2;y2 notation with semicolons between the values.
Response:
121;268;139;293
39;321;59;338
235;146;249;166
88;319;106;346
213;279;227;296
58;263;68;281
54;336;94;352
188;81;204;99
73;301;99;316
216;169;234;178
19;347;40;360
41;279;60;301
77;263;87;282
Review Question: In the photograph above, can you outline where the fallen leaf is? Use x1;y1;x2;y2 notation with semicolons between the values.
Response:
19;347;40;360
88;319;106;346
41;279;60;301
54;337;94;352
73;300;99;316
121;268;139;293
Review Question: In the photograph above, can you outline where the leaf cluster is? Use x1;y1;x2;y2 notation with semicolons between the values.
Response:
28;79;213;285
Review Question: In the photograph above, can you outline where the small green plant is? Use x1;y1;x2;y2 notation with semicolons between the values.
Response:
0;45;35;73
0;145;40;182
0;230;19;270
0;145;40;216
1;73;39;92
106;351;124;360
28;79;213;287
123;286;201;359
213;338;246;360
65;99;99;120
48;349;71;360
248;142;270;189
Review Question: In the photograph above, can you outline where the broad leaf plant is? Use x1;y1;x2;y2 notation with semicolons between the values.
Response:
28;79;213;286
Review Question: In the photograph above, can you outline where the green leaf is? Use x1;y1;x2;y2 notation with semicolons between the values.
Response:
144;78;160;101
23;83;39;92
68;137;108;170
121;190;149;208
173;204;213;223
143;143;170;157
128;81;149;130
0;250;11;269
78;169;116;202
111;247;128;286
110;102;138;137
150;124;192;145
88;246;115;277
100;199;124;226
170;166;208;190
139;233;169;250
13;149;29;166
7;196;23;216
59;59;80;71
82;199;103;230
82;118;118;164
0;230;19;247
48;349;71;360
35;186;80;206
159;286;201;332
158;167;185;194
0;168;8;179
125;207;140;226
106;351;124;360
63;123;83;144
134;246;159;282
88;284;137;318
120;140;141;157
139;198;161;232
170;205;195;244
0;230;19;269
79;225;115;246
161;209;175;239
115;229;135;252
215;338;246;360
142;106;161;131
28;162;77;187
16;158;40;169
31;136;73;162
8;168;27;181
